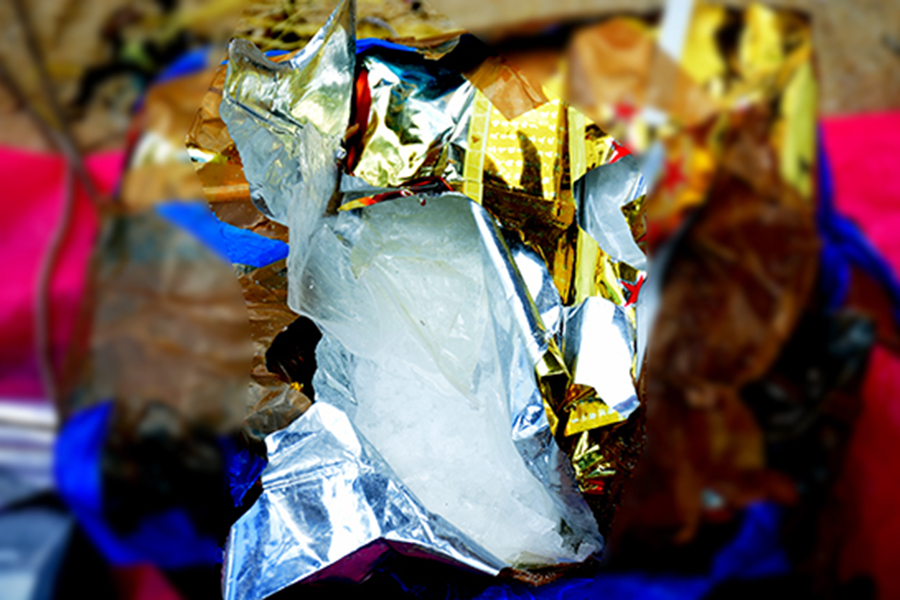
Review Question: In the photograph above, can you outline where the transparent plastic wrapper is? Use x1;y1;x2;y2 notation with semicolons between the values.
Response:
190;0;651;595
219;0;355;226
225;192;606;594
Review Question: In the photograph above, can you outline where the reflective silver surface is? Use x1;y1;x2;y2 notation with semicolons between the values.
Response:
215;0;654;593
562;296;639;419
220;0;355;224
506;235;563;340
223;403;504;600
470;212;601;557
292;194;601;569
574;154;648;271
352;49;474;187
470;202;554;368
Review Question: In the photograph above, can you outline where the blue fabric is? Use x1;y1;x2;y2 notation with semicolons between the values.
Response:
817;133;900;325
221;439;267;507
356;38;417;55
132;47;210;113
465;503;788;600
156;47;210;83
157;200;289;268
85;509;222;568
710;502;790;581
54;402;111;515
54;402;222;568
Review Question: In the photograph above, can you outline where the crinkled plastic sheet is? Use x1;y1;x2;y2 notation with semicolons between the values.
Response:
575;154;648;272
296;193;601;554
224;192;606;596
219;0;354;226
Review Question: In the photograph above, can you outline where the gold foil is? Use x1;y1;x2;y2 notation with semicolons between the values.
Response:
534;341;570;436
461;92;647;462
482;98;567;205
451;70;649;454
563;393;623;437
571;430;618;494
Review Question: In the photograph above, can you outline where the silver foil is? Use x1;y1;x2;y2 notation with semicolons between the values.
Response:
574;154;648;271
561;296;639;419
469;207;600;554
223;402;504;600
506;235;563;340
224;193;601;598
469;201;554;368
293;193;599;561
220;0;355;225
352;49;474;187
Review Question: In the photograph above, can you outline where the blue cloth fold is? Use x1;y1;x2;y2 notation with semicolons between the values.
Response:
816;132;900;326
54;402;222;568
157;200;289;268
221;438;267;507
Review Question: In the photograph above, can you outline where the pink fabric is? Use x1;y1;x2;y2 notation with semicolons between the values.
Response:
823;112;900;600
0;148;123;400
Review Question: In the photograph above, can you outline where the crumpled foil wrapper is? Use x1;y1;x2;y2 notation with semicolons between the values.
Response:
188;0;651;595
351;46;474;188
337;35;650;427
225;401;506;600
218;0;354;230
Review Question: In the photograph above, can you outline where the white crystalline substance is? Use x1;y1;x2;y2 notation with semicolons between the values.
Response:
294;195;601;566
350;350;574;565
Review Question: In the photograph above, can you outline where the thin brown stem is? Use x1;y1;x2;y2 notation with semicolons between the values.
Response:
7;0;103;203
34;163;77;412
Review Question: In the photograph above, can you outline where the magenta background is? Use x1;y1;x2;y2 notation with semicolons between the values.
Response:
0;148;123;400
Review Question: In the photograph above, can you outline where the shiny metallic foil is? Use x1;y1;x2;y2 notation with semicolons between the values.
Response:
184;0;825;588
185;58;288;242
298;193;602;569
560;296;639;435
220;0;355;225
224;402;506;600
188;0;654;594
351;49;475;187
